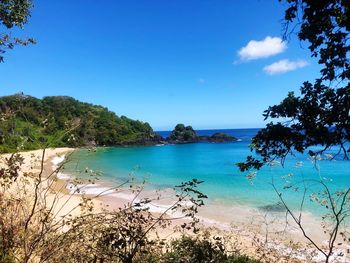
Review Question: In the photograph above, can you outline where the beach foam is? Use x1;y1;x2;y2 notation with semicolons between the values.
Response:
110;192;138;200
51;155;65;166
51;155;74;181
67;183;108;195
66;182;139;201
57;172;71;180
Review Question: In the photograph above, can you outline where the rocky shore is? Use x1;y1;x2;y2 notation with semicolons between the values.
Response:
162;124;237;144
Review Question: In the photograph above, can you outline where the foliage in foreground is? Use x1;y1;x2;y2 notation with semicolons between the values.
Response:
238;1;350;262
239;0;350;171
0;149;260;263
161;235;261;263
0;0;35;63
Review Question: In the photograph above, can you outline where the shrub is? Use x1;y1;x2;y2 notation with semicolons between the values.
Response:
160;235;260;263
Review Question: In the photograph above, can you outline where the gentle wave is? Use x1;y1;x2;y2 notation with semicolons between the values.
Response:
65;181;198;219
51;155;65;166
52;155;72;181
67;183;109;195
57;172;71;180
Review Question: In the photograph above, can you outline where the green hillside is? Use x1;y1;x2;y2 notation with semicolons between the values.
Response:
0;94;161;152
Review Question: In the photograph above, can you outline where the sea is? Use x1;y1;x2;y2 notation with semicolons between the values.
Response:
64;128;350;220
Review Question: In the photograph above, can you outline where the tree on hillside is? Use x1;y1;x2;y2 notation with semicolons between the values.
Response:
0;0;35;63
238;1;350;262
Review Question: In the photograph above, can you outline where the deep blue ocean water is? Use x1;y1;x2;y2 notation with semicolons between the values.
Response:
66;128;350;217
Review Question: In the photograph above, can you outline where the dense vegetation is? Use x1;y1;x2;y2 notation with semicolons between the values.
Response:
0;94;162;152
169;124;198;142
0;95;239;153
160;236;261;263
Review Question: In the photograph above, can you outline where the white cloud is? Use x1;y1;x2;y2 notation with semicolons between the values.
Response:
263;59;309;75
238;36;287;61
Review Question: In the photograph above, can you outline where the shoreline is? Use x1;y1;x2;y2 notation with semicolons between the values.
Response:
3;147;349;262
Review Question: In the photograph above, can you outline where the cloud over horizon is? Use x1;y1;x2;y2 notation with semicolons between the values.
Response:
238;36;286;61
263;59;309;75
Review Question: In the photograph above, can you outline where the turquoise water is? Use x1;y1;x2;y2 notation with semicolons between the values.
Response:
65;128;350;217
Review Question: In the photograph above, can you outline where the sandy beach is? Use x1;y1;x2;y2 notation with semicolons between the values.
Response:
2;147;349;262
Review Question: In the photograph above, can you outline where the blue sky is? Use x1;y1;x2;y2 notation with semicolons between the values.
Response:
0;0;320;130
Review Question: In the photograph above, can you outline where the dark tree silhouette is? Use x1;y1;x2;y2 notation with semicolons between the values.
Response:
238;0;350;171
0;0;35;63
238;2;350;261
